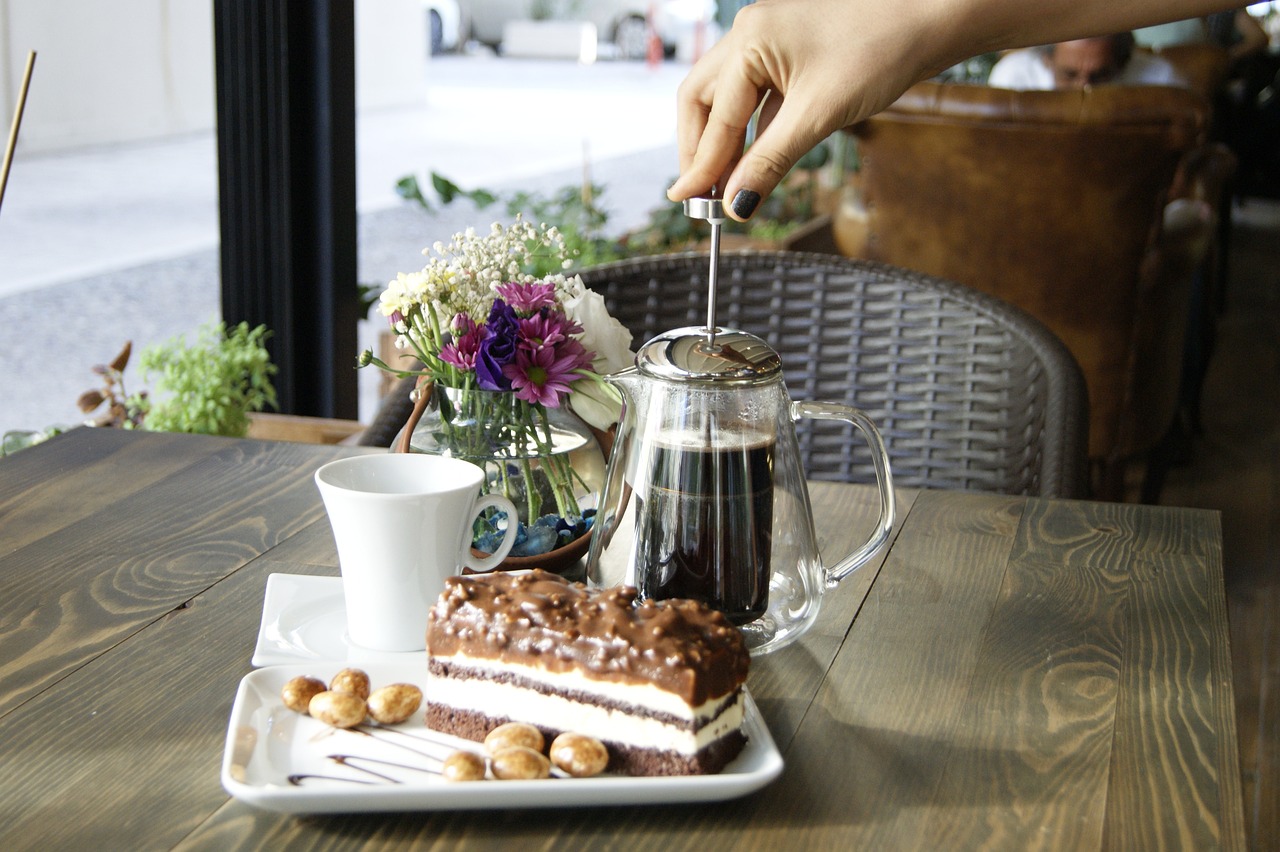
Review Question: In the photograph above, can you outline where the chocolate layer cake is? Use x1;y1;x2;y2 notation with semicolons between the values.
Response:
425;570;750;776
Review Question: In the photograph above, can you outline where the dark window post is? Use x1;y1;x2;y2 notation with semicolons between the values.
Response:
212;0;358;419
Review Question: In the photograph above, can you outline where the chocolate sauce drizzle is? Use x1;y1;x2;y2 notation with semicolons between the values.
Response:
287;724;461;787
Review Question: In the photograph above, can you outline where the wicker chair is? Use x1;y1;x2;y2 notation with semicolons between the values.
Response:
577;251;1090;499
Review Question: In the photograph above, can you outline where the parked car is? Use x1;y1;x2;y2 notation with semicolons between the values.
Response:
458;1;716;60
423;0;463;55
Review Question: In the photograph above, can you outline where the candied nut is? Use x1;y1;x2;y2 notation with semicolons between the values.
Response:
366;683;423;725
441;750;487;782
328;668;371;700
490;746;551;780
308;690;367;729
484;722;544;756
280;675;326;714
549;732;609;778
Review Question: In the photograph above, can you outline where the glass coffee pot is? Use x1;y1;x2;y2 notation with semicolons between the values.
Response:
585;197;896;655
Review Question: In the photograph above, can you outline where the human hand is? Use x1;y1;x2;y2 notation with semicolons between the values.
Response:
665;0;1234;220
666;0;950;221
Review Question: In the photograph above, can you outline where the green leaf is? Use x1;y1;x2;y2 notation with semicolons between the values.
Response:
430;171;465;203
395;175;432;211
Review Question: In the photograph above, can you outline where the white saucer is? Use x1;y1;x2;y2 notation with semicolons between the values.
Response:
251;573;423;667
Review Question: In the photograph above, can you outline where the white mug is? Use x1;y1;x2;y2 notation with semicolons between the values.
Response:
314;453;517;652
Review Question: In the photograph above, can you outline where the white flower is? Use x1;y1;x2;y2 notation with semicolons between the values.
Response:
568;374;624;432
560;276;633;375
558;276;631;431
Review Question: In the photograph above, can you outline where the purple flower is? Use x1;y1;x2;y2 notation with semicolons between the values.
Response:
476;300;520;390
495;282;556;315
502;345;583;407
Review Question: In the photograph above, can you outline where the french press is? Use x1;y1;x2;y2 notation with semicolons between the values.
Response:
584;196;896;655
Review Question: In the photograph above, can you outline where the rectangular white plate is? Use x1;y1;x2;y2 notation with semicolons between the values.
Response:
222;662;784;813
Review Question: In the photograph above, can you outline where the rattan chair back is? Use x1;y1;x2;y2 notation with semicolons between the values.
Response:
577;251;1089;498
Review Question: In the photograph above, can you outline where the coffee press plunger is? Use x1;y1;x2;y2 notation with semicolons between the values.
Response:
682;194;726;346
585;196;897;655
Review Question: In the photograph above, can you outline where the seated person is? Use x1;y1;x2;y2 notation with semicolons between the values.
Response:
988;33;1186;90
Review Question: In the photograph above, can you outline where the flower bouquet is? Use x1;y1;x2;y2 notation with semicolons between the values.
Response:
361;217;632;565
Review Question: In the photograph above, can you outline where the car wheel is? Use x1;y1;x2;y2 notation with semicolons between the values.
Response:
613;14;649;61
428;10;444;56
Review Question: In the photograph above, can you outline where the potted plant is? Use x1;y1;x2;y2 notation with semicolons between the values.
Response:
76;320;287;439
359;216;633;571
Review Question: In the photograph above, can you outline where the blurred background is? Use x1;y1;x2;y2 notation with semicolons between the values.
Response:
0;0;745;436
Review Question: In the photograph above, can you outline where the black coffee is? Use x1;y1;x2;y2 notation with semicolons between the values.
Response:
634;440;774;625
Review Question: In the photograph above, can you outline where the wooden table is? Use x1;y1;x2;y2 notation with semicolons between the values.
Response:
0;428;1245;850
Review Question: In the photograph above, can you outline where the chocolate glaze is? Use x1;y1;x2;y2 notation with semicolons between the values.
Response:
426;570;749;706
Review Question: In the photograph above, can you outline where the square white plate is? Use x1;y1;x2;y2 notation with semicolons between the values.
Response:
252;573;420;667
222;662;784;813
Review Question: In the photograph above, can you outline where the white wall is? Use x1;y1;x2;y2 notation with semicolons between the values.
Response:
1;0;215;152
1;0;428;155
356;0;430;111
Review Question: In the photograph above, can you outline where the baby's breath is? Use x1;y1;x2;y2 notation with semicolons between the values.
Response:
379;215;577;331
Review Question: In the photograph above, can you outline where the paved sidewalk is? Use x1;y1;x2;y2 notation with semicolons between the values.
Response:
0;57;685;435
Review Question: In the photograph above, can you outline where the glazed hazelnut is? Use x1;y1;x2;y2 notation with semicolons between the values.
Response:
484;722;544;756
366;683;422;725
490;746;551;780
308;690;367;729
328;668;371;700
280;675;326;714
441;750;487;782
549;732;609;778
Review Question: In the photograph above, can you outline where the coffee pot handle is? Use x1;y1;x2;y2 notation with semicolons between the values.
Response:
790;401;896;588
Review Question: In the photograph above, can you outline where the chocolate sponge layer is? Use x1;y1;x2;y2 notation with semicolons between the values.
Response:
425;702;747;776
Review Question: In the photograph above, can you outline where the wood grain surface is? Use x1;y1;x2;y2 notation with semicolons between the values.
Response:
0;429;1244;850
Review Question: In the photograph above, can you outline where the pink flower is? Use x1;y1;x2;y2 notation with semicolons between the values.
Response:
450;313;477;336
439;326;485;371
495;282;556;315
502;345;586;407
518;312;582;352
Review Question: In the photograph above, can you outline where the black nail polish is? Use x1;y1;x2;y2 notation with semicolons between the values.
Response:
731;189;761;219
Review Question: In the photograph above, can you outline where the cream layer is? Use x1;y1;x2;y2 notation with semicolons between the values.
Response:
430;651;733;721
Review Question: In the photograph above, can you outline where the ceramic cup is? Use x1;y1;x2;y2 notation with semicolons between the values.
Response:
314;453;517;652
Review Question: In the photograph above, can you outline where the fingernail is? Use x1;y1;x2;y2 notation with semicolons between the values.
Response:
731;189;761;219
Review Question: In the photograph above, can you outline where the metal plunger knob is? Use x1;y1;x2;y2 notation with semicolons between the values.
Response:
682;196;727;345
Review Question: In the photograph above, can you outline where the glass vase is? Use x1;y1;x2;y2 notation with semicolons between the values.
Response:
404;384;606;570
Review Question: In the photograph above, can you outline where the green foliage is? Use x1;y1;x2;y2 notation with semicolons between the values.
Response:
1;426;64;457
394;132;856;268
136;321;278;437
396;171;624;274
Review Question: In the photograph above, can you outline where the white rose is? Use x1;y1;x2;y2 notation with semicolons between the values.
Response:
568;375;625;432
560;276;634;374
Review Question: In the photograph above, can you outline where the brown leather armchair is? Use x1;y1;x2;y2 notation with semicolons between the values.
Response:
834;81;1234;499
1144;43;1231;100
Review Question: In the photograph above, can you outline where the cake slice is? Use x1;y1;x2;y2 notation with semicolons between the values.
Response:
425;569;750;776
